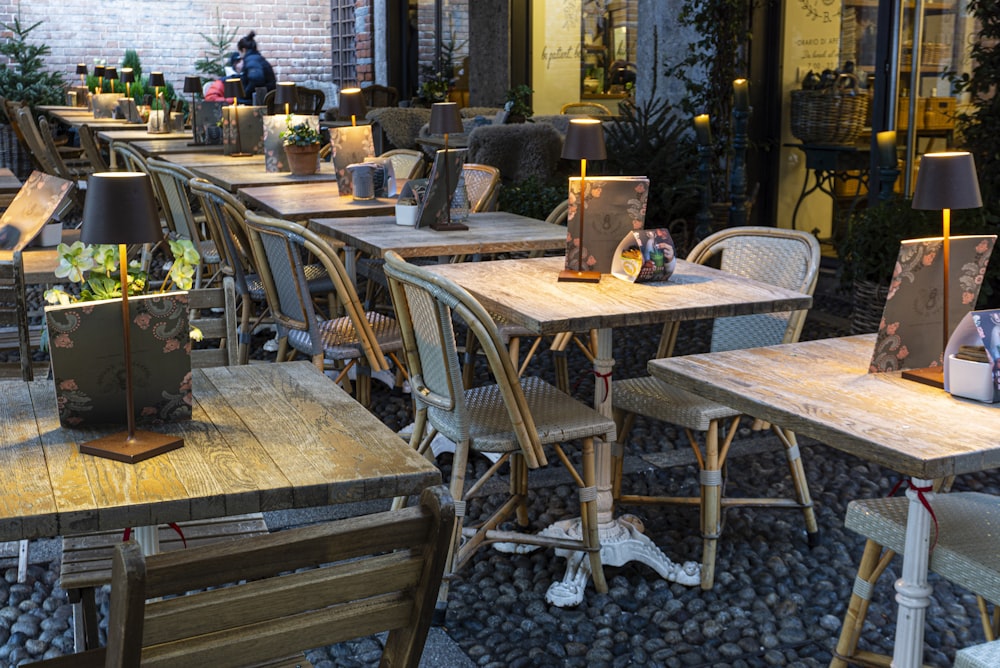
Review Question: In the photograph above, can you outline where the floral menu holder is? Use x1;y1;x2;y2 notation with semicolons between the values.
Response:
45;292;193;427
565;176;649;274
0;171;74;252
330;125;376;195
222;105;266;155
869;234;996;372
411;148;466;229
194;101;225;145
262;114;320;172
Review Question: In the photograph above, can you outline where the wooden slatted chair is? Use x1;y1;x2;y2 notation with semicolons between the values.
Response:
58;276;269;652
832;492;1000;668
39;485;454;668
384;251;617;610
37;116;93;182
243;211;405;405
361;83;399;109
77;124;109;172
611;226;822;590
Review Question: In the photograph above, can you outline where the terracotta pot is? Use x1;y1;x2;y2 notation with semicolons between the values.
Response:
284;144;321;176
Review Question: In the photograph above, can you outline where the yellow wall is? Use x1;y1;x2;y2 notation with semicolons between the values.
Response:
531;0;584;116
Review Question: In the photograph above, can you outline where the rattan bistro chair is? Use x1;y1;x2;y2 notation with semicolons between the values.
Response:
611;226;822;590
244;211;404;405
379;148;425;180
832;492;1000;668
384;251;617;609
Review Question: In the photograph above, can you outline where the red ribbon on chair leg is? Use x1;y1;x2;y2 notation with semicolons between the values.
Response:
122;523;187;548
888;479;939;552
571;369;612;403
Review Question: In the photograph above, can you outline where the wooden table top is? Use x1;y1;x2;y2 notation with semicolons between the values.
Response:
126;139;222;157
427;255;813;336
163;152;263;168
309;212;565;260
96;130;191;143
0;361;440;542
241;183;397;220
648;334;1000;481
187;162;341;193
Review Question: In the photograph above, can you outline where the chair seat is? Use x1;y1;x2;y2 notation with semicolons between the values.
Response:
956;640;1000;668
287;311;402;360
845;492;1000;607
612;376;740;432
432;376;616;454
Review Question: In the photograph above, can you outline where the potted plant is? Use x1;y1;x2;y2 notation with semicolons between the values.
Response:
504;85;533;123
281;120;323;175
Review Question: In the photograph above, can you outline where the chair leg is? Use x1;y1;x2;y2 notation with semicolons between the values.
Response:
580;437;607;593
699;419;723;590
831;539;894;668
438;439;472;609
775;426;820;544
511;452;530;527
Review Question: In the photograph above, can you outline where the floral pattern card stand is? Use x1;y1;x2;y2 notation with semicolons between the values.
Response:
330;125;375;196
194;101;225;145
869;235;996;372
411;148;466;229
45;292;192;427
566;176;649;274
0;171;74;251
262;115;320;172
222;105;266;156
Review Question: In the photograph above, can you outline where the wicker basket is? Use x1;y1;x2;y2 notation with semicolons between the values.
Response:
790;76;870;145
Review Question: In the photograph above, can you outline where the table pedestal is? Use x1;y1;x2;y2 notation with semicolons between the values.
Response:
500;327;701;607
892;477;935;668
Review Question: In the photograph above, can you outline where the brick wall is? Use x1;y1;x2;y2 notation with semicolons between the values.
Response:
0;1;334;87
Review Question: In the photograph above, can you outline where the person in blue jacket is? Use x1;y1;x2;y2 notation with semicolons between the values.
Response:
237;31;276;104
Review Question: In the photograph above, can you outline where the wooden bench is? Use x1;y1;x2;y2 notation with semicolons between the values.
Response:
60;514;270;652
40;486;454;668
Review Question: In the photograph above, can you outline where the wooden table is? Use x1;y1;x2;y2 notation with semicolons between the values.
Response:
647;334;1000;668
309;212;568;285
241;182;397;220
163;152;263;169
0;361;440;542
95;130;192;143
186;162;341;193
427;255;812;606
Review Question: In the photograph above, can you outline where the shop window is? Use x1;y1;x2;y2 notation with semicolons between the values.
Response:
581;0;637;98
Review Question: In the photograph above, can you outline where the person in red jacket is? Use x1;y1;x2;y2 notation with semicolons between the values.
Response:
204;53;241;104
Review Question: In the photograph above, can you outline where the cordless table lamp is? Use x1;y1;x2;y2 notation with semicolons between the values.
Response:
339;87;367;126
428;102;467;231
903;151;983;388
78;172;184;463
559;118;607;283
75;63;87;88
104;66;118;93
94;64;105;93
148;71;166;133
223;78;251;156
183;75;203;145
121;67;134;98
275;82;297;115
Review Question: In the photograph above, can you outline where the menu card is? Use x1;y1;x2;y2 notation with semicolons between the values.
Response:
565;176;649;274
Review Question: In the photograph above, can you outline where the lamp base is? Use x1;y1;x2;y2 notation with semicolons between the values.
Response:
80;430;184;464
558;269;601;283
228;152;252;158
901;366;944;389
430;221;469;232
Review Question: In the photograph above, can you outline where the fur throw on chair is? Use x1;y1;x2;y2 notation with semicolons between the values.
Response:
366;107;431;150
466;122;564;185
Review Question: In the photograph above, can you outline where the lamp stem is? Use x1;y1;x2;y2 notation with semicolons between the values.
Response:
578;158;588;272
942;208;951;356
118;243;137;442
443;134;451;228
351;114;357;127
190;93;198;143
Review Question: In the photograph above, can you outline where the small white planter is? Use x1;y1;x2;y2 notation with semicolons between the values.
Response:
395;203;419;227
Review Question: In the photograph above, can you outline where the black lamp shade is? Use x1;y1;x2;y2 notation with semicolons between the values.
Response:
81;173;162;245
429;102;462;135
223;78;245;100
912;152;983;211
104;67;118;81
339;87;367;119
274;82;297;107
563;119;607;161
148;71;165;88
121;68;134;84
76;63;87;76
183;76;202;94
93;65;105;78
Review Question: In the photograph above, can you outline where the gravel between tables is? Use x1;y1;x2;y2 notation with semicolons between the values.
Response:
2;272;995;667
